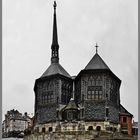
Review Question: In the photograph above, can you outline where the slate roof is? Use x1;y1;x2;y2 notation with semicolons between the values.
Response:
57;104;66;111
85;53;110;70
120;104;133;117
65;98;78;110
41;63;71;78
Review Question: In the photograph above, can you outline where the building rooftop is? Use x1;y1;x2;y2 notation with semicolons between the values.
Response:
85;53;110;70
120;104;133;117
41;63;71;78
65;98;78;110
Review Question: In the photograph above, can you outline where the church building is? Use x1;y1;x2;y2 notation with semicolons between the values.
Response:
33;1;133;135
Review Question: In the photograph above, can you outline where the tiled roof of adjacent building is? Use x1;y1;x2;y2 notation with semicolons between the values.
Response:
85;53;110;70
120;104;133;117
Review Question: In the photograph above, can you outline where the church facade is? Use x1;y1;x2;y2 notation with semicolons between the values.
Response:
33;1;133;135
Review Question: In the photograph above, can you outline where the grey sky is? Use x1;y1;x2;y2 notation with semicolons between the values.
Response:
2;0;138;121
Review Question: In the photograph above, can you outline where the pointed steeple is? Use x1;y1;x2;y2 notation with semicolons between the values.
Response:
41;1;71;78
85;53;110;70
85;44;110;70
51;1;59;64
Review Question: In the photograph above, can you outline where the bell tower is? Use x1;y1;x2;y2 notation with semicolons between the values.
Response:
75;44;121;123
34;1;73;124
51;1;59;64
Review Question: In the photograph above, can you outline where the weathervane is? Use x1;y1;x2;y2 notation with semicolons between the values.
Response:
95;42;99;53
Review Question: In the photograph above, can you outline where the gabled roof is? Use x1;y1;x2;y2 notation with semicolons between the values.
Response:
85;53;110;70
41;63;71;78
120;104;133;117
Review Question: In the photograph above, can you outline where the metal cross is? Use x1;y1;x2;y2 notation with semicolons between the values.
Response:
53;1;57;9
95;43;99;53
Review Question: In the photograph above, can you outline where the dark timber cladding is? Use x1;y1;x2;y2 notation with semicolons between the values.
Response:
34;1;73;123
75;49;121;123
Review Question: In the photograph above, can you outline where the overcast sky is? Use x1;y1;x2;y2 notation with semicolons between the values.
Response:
2;0;138;121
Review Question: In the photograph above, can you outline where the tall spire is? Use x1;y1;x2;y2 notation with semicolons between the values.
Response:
51;1;59;64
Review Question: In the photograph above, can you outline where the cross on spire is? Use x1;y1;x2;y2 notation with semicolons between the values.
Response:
53;1;57;9
95;43;99;54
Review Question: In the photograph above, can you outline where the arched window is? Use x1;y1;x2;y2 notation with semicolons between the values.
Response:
55;51;57;56
49;127;53;132
96;126;101;131
88;126;93;130
88;76;93;86
67;111;73;121
96;76;102;85
110;127;113;131
42;127;45;133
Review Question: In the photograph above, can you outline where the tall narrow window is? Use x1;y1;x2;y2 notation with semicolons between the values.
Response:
81;109;84;117
87;91;91;99
106;94;108;100
57;97;59;104
48;95;50;103
67;111;73;120
57;111;59;118
123;117;127;123
42;127;45;133
49;127;53;132
92;91;94;99
106;107;109;118
45;95;47;103
95;91;98;100
99;91;102;99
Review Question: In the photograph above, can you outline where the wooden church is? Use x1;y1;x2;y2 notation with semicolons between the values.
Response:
33;1;133;135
